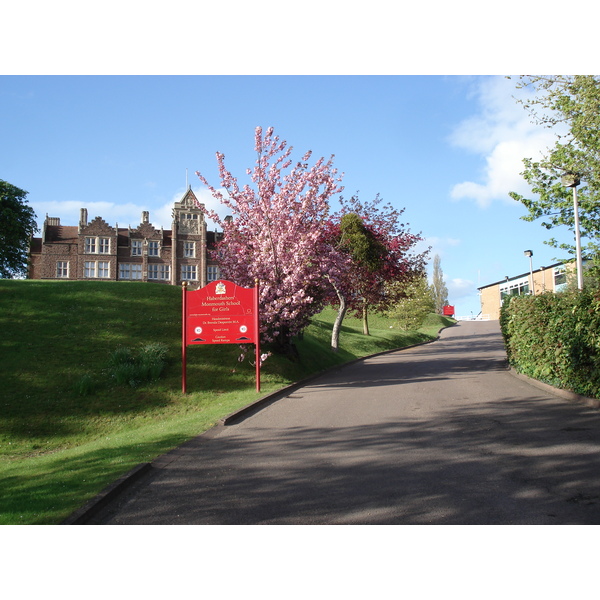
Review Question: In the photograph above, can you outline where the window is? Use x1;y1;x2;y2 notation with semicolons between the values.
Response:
182;213;198;220
56;261;69;278
119;263;142;280
85;237;110;254
84;261;96;278
148;264;170;281
148;241;160;257
99;238;110;254
98;261;110;278
184;242;195;258
181;265;197;281
500;276;530;302
554;267;567;292
207;265;220;282
131;240;143;256
84;261;110;278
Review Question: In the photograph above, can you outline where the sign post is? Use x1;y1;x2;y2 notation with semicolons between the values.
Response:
182;280;261;394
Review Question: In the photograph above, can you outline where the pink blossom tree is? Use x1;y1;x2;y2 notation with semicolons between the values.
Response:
195;126;346;354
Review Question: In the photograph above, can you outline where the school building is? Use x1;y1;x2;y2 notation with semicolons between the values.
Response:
478;262;570;320
28;187;222;288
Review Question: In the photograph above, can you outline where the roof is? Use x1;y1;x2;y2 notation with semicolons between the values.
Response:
44;225;79;243
478;261;565;291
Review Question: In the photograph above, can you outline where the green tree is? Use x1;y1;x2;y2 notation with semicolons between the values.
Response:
431;254;449;313
0;180;38;278
508;76;600;259
387;270;435;330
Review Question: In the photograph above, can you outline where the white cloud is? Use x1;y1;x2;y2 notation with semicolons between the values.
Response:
418;237;461;266
449;76;560;208
33;186;233;231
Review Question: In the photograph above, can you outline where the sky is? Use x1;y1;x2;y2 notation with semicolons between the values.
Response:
0;74;582;316
1;2;596;321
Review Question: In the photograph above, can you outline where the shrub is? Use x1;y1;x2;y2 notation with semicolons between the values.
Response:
74;373;97;396
108;343;169;388
500;288;600;398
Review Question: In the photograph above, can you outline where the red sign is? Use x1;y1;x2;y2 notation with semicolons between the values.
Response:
184;280;258;345
443;305;455;316
182;280;260;393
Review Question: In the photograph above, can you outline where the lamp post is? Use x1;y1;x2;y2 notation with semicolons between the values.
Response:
562;173;584;290
524;249;535;295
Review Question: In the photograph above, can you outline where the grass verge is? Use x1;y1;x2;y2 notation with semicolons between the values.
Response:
0;280;454;524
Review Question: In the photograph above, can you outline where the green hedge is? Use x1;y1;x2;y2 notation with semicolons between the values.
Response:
500;288;600;398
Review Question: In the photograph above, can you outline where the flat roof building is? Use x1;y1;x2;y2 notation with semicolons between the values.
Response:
478;262;570;320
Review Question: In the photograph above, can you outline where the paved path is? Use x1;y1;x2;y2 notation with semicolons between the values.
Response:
92;320;600;524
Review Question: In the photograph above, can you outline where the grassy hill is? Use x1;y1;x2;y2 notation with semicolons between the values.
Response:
0;280;454;524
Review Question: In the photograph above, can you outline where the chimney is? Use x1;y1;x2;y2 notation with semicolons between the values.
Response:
79;208;88;231
142;211;149;224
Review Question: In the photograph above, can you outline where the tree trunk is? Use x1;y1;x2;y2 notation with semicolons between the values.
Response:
331;292;347;352
362;301;370;336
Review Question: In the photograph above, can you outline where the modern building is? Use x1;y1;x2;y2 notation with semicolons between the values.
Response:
478;262;570;320
28;188;222;287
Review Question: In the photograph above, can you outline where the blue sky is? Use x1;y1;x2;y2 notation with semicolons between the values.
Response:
0;74;582;315
1;2;595;318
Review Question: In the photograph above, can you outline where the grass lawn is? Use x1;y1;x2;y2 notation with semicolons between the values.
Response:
0;280;454;524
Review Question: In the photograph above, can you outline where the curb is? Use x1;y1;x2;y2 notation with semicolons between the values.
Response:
63;323;456;524
61;462;153;524
508;367;600;411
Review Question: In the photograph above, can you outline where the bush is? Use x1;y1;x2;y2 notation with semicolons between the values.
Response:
500;288;600;398
74;373;97;396
108;342;169;388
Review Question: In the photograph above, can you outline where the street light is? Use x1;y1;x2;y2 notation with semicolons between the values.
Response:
562;173;584;290
524;249;535;295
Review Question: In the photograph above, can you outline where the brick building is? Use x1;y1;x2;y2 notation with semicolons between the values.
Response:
28;188;222;287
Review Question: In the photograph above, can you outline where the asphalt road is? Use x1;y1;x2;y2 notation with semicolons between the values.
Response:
91;320;600;525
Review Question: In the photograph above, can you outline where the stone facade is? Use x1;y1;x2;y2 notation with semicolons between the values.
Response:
28;188;221;288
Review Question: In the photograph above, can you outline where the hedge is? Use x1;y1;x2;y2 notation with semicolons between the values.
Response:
500;288;600;399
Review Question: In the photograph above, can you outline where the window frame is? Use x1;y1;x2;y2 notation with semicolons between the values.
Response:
207;265;220;282
148;263;170;281
131;240;143;257
56;261;69;278
119;263;143;280
181;265;197;281
184;241;196;258
148;240;160;257
85;236;111;254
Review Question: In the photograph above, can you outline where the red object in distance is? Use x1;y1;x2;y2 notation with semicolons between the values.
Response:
442;305;455;316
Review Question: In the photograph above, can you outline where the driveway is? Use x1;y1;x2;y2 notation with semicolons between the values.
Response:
90;320;600;524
